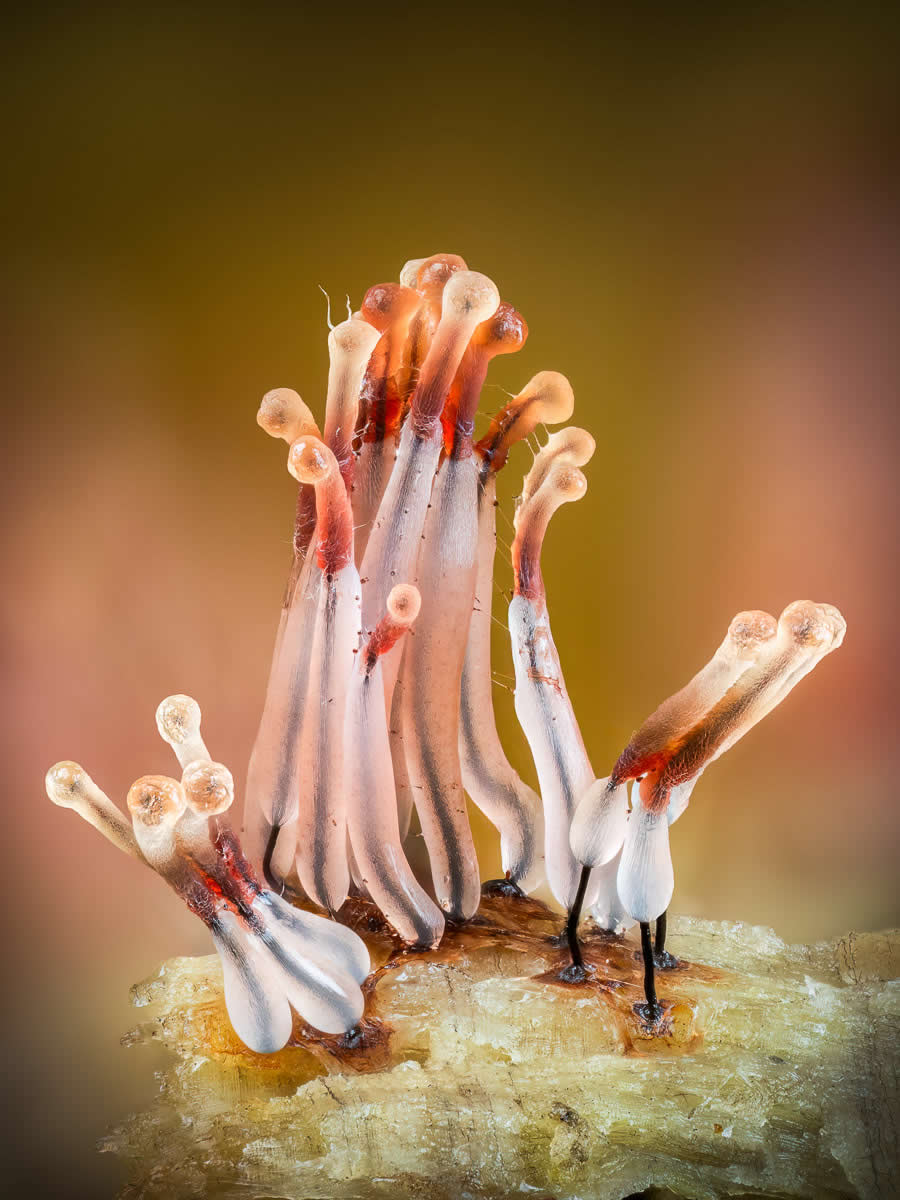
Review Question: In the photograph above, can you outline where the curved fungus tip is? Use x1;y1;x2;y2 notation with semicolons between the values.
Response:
257;388;317;442
127;775;187;827
524;370;575;426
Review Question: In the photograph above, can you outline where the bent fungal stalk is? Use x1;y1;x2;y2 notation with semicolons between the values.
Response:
45;251;846;1055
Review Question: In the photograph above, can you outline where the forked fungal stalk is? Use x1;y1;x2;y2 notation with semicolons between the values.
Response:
569;600;846;1018
45;251;846;1053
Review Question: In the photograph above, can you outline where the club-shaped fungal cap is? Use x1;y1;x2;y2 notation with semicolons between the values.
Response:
182;760;235;816
257;388;319;443
287;435;336;485
127;775;187;827
45;760;92;808
386;582;421;627
780;600;846;651
156;695;202;750
440;270;500;324
476;371;576;473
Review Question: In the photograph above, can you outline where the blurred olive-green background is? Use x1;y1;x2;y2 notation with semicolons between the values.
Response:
4;4;899;1196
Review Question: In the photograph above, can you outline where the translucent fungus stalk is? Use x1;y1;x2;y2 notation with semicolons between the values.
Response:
508;458;599;909
396;303;526;918
352;283;422;565
241;391;326;875
569;598;846;1018
570;609;779;870
344;584;445;945
256;387;322;580
358;270;500;669
457;376;578;891
323;317;381;492
288;435;360;913
45;761;144;860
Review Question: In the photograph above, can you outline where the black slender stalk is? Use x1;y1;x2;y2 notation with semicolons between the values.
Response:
565;864;592;969
639;920;662;1021
654;909;667;956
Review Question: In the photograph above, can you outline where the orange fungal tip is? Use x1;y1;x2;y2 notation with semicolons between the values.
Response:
287;436;335;485
415;253;468;298
386;583;421;626
182;760;234;816
360;283;419;332
257;388;318;443
126;775;187;826
45;760;89;807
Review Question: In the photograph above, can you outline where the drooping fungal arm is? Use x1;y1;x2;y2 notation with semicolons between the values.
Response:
287;435;360;914
508;458;600;909
458;378;580;891
242;390;322;868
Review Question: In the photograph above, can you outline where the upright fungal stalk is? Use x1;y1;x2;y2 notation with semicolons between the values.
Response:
46;251;846;1052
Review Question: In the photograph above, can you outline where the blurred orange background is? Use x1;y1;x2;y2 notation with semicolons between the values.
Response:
4;5;899;1195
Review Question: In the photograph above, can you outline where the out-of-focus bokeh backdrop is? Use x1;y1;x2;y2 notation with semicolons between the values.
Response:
4;4;899;1195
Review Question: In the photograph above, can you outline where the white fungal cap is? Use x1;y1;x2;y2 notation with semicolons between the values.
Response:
45;760;143;859
181;760;235;816
155;695;210;769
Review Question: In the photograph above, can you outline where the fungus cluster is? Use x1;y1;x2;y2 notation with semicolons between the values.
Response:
46;253;845;1049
